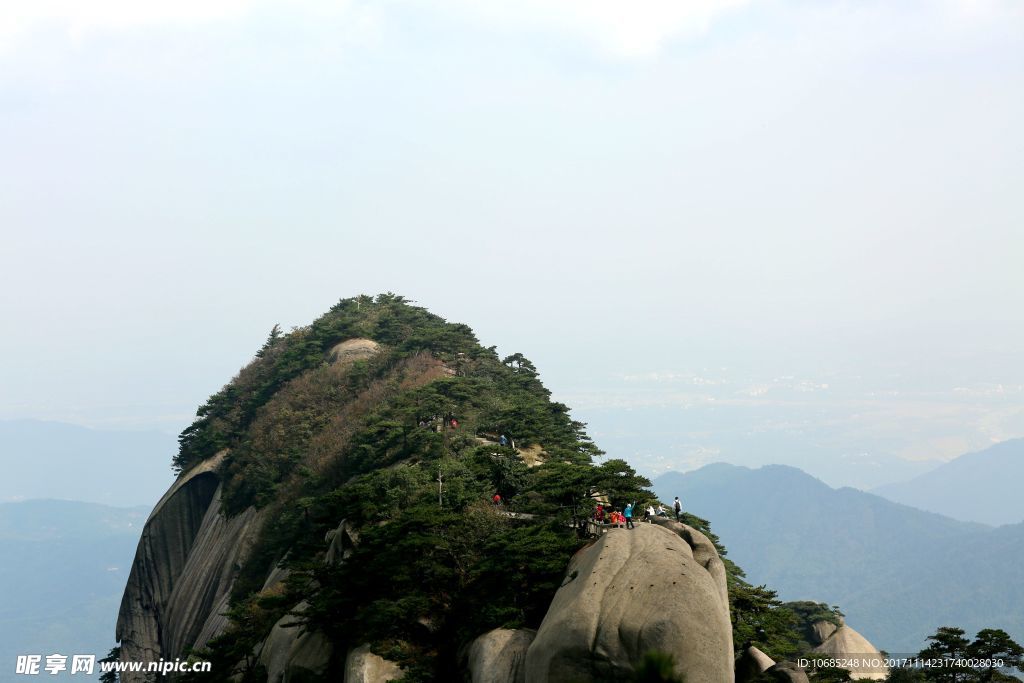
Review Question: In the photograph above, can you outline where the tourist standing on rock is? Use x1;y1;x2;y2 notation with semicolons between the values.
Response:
673;496;682;521
646;504;656;522
624;503;634;529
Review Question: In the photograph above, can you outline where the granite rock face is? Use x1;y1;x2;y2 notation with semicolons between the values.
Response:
116;452;240;681
160;487;264;658
115;446;389;682
525;523;734;683
650;517;730;606
343;644;402;683
258;602;336;683
466;628;535;683
116;450;270;682
811;620;838;644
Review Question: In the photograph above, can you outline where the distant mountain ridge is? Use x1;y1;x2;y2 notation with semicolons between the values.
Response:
653;463;1024;653
872;438;1024;526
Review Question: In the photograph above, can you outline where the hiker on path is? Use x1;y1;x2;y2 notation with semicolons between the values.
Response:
594;504;605;523
673;496;682;521
492;493;502;506
499;434;509;447
624;503;635;529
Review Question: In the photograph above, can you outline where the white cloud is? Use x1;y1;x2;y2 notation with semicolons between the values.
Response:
0;0;384;50
435;0;751;57
0;0;749;58
0;0;255;38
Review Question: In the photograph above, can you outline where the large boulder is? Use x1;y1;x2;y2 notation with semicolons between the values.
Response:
259;603;333;683
344;644;402;683
288;629;334;680
810;619;888;680
736;645;776;683
466;628;535;683
525;523;733;682
765;661;810;683
258;613;298;683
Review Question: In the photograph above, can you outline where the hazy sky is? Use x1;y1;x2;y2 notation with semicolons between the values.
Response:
1;1;1022;487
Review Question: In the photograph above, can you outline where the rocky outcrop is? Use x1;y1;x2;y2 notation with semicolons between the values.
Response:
330;338;381;365
811;620;838;643
525;523;733;683
325;518;359;565
810;618;888;680
257;520;368;681
736;645;776;683
344;644;402;683
466;628;535;683
765;661;810;683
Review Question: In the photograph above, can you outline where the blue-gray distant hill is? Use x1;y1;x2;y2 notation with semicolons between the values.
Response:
0;420;174;507
653;463;1024;654
871;438;1024;526
0;500;147;681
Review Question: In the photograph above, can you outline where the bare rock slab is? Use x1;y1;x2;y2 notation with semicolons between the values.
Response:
525;523;734;683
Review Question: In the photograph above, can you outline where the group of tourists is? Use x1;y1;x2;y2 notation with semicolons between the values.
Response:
592;496;683;530
593;503;636;529
593;502;639;529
